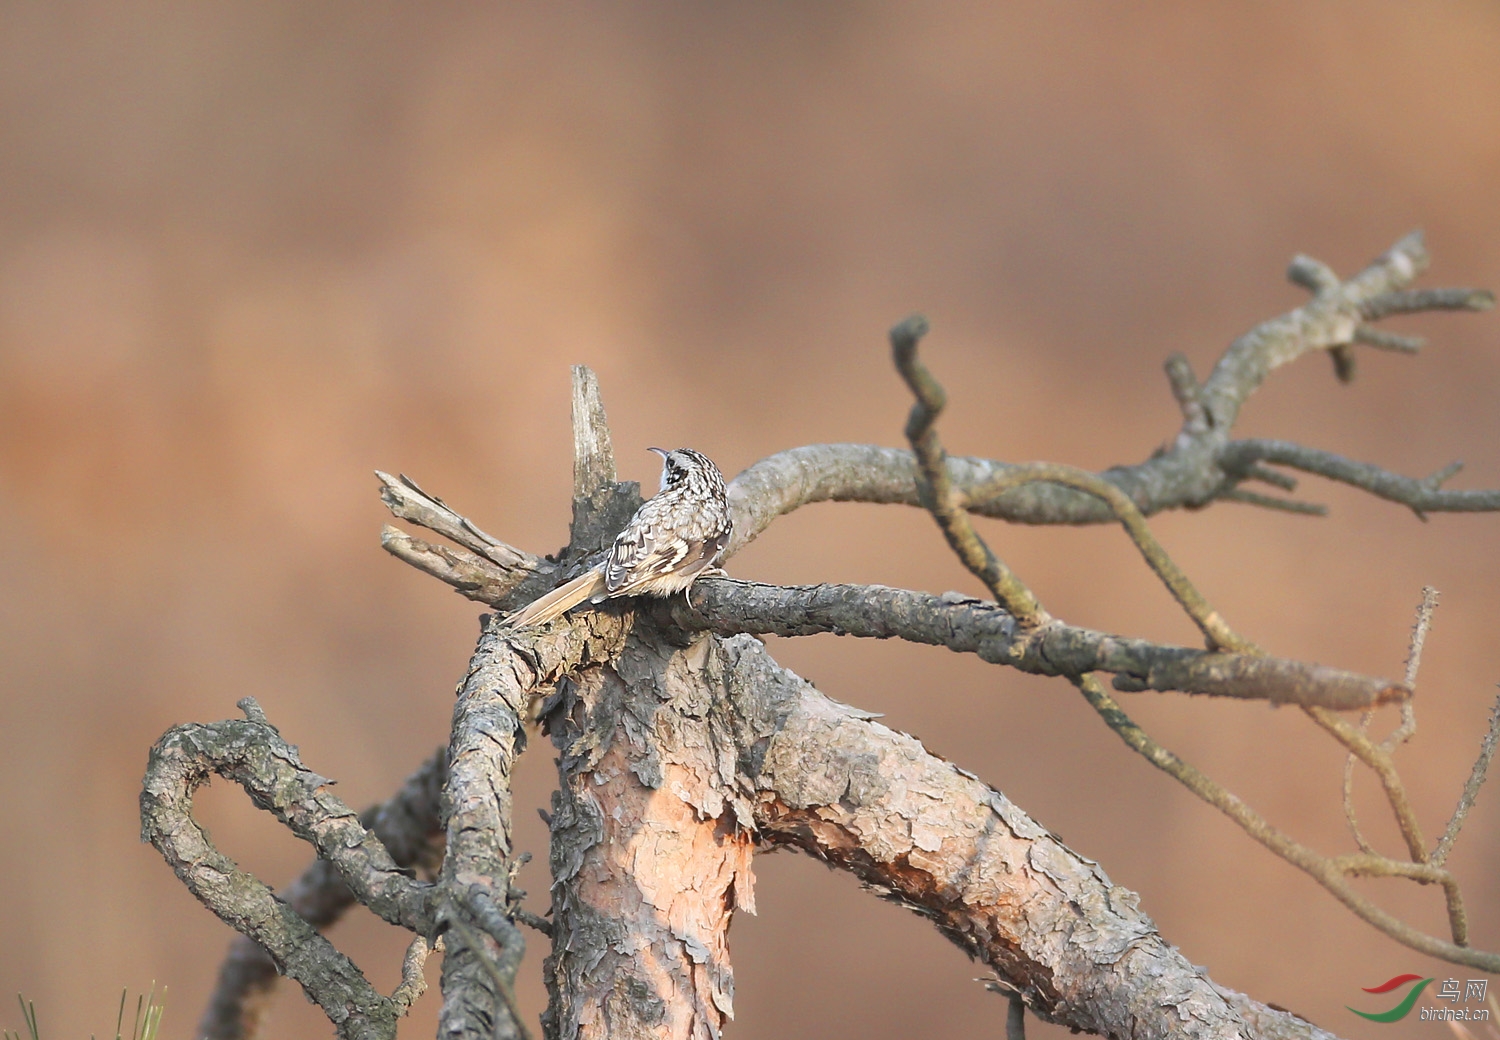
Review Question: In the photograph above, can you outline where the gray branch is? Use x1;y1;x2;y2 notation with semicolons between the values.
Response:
669;578;1406;710
723;232;1496;544
141;700;434;1040
196;749;447;1040
377;533;1409;711
718;634;1342;1039
434;614;591;1040
1219;441;1497;519
1431;689;1500;866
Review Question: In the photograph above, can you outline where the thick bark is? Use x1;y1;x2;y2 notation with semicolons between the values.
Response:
716;633;1340;1040
543;623;754;1040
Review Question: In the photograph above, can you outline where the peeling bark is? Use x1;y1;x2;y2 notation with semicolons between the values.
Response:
544;624;754;1040
717;634;1328;1040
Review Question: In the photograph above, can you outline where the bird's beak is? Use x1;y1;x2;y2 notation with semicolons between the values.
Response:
648;447;670;459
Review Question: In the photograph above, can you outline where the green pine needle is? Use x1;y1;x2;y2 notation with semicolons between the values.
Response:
7;986;163;1040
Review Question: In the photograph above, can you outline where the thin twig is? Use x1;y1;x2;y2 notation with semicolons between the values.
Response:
1382;586;1438;752
1432;689;1500;867
1286;254;1340;294
1163;353;1209;434
1359;287;1495;321
1352;326;1424;354
1404;586;1440;689
969;462;1256;652
891;315;1047;626
1221;441;1497;519
1342;741;1377;855
1074;672;1497;970
1241;464;1299;492
512;907;553;938
1305;706;1428;862
1218;488;1329;516
390;937;432;1013
1339;589;1437;854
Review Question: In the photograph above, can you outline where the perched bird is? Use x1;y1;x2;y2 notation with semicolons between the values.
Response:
504;447;732;628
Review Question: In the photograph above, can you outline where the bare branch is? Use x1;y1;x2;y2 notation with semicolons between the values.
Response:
1218;488;1328;516
1164;352;1209;434
1341;751;1376;856
382;525;547;607
1242;464;1299;492
572;364;616;499
142;700;430;1040
390;937;434;1014
1072;674;1500;971
1403;586;1440;690
378;517;1410;711
1196;231;1429;430
1432;689;1500;867
1304;707;1428;863
1219;442;1497;519
197;749;446;1040
1351;327;1424;354
719;233;1497;549
891;314;1047;625
435;617;570;1040
376;471;546;575
1287;254;1341;294
1337;585;1436;865
721;634;1337;1038
569;365;641;555
1378;584;1436;755
1359;286;1495;321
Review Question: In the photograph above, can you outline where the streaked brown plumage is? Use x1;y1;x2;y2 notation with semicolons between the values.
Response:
504;447;731;628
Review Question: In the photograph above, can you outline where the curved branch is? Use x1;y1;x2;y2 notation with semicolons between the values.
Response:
197;749;447;1040
1073;674;1500;972
721;232;1496;548
718;634;1344;1040
377;527;1408;711
1196;232;1429;424
141;699;430;1040
891;314;1046;624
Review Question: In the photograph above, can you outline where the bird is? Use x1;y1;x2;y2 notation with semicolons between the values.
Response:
504;447;732;629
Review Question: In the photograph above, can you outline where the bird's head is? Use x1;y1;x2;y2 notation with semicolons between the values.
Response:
648;446;720;491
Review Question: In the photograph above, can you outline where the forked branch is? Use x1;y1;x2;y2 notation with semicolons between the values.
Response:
179;233;1498;1040
888;246;1500;971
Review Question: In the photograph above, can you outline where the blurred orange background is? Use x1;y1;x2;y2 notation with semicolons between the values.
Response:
3;4;1500;1038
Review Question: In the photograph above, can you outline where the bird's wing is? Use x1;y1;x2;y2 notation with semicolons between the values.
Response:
604;509;694;594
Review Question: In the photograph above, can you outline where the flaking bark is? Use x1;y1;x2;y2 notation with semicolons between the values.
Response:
543;622;754;1040
716;633;1328;1039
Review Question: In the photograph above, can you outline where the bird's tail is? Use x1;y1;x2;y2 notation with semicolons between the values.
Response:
504;569;607;629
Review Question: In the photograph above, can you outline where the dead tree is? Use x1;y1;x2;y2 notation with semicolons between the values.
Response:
141;231;1500;1040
